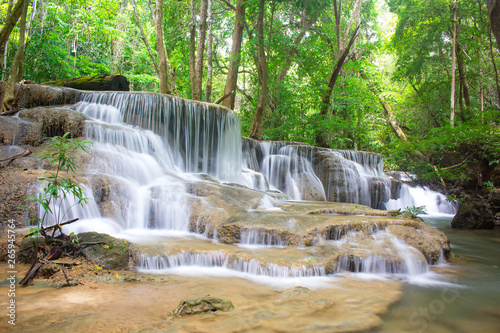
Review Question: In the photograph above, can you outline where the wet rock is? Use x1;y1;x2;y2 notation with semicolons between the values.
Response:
90;174;128;222
490;164;500;187
451;198;495;229
386;225;448;263
77;232;130;269
172;296;234;316
313;151;362;204
0;168;39;228
0;117;43;145
369;178;390;209
296;172;325;201
19;106;86;139
279;286;316;300
40;263;60;277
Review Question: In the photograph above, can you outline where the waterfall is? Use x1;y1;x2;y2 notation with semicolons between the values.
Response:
27;90;454;284
80;92;243;182
48;92;244;234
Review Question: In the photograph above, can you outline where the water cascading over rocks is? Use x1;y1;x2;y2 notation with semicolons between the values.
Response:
242;138;394;209
18;87;453;281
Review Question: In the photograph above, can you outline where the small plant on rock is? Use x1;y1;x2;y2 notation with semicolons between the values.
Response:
403;205;427;218
24;132;93;236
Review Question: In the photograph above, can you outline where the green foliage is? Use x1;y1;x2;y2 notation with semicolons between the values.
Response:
22;133;93;235
403;205;427;218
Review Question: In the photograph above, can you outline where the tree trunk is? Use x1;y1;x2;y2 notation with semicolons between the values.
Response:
1;0;14;80
193;0;208;101
43;74;130;91
488;0;500;52
189;0;196;97
450;0;458;127
222;0;246;110
155;0;172;94
205;0;213;102
131;0;159;75
0;0;26;73
1;0;29;112
248;0;268;139
489;21;500;108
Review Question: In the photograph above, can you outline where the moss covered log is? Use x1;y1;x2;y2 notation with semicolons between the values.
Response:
43;74;130;91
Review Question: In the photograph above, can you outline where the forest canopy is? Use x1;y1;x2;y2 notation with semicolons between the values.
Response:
1;0;499;184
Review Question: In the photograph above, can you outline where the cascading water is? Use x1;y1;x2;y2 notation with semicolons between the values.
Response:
36;91;454;284
385;184;456;215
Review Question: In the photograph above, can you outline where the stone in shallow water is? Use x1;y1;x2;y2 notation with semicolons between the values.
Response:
172;296;235;317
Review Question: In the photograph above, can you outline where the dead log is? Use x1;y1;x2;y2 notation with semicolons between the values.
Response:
43;74;130;92
0;148;31;162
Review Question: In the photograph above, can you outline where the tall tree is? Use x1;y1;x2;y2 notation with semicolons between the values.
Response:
154;0;172;94
0;0;27;74
205;0;213;102
248;0;268;139
2;0;29;112
192;0;208;100
316;0;363;147
450;0;458;127
222;0;246;110
488;0;500;51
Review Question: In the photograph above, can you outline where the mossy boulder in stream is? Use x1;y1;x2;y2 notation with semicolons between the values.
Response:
172;296;234;316
78;232;130;269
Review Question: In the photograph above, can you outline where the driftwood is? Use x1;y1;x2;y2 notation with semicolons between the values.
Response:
42;74;130;91
19;246;62;286
0;148;32;162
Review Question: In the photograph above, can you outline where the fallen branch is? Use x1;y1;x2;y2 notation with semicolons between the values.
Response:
24;218;79;238
214;90;235;105
0;148;32;162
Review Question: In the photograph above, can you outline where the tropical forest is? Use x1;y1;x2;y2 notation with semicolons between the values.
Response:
0;0;499;332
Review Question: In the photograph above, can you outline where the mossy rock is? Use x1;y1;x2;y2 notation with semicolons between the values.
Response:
172;297;234;317
77;232;130;269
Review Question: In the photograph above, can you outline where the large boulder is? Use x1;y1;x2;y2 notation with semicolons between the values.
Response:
0;82;82;110
77;232;130;269
0;117;42;146
19;106;86;139
451;197;495;229
490;163;500;187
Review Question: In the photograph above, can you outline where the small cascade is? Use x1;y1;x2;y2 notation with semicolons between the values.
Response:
335;231;428;276
136;251;326;277
242;139;391;208
385;184;456;215
239;229;284;246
